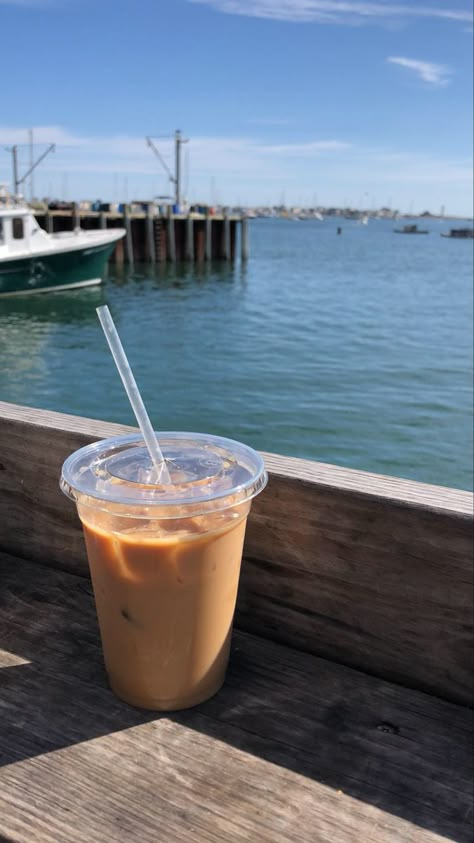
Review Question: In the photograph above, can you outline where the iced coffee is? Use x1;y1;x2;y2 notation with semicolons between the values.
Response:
60;432;267;710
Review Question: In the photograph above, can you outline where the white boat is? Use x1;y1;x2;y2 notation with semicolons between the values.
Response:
0;191;125;297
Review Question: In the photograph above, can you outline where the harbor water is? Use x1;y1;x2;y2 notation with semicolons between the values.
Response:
0;216;472;490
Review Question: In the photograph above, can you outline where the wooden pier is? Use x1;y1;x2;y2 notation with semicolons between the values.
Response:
34;206;249;264
0;401;472;843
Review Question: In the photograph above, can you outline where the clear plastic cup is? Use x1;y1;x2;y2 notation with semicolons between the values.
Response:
60;432;267;710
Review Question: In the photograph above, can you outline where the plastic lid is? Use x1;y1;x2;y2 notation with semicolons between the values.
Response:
60;432;267;516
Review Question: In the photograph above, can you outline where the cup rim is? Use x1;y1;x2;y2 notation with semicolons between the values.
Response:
60;431;268;515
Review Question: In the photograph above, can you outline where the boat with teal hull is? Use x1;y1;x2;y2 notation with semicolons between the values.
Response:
0;240;118;296
0;193;125;297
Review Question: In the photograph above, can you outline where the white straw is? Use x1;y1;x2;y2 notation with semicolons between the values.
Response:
96;305;171;484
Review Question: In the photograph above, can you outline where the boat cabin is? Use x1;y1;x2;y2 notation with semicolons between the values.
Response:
0;206;50;258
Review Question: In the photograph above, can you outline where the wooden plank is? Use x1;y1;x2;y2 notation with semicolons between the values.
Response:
0;401;472;705
0;551;471;843
261;450;473;514
241;478;473;706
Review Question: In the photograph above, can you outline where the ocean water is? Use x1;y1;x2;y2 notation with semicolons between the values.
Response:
0;217;472;490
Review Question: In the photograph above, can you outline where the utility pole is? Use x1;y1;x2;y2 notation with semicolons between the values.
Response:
12;146;19;194
8;142;55;195
175;130;182;206
29;129;34;201
174;129;188;207
146;130;189;208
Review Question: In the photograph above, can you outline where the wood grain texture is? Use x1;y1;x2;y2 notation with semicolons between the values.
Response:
0;401;472;705
241;475;473;706
0;551;472;843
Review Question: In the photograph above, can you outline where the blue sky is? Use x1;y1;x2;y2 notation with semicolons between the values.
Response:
0;0;472;214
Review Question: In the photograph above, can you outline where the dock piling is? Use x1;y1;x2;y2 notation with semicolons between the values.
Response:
123;204;134;266
224;212;231;261
167;205;176;262
114;238;124;267
205;212;212;261
186;215;194;262
156;219;166;262
33;208;247;263
72;202;79;231
146;207;156;264
241;216;249;261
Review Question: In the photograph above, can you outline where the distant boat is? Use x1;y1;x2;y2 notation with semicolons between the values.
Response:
0;193;125;297
297;212;324;221
440;228;474;239
344;212;368;223
394;224;429;235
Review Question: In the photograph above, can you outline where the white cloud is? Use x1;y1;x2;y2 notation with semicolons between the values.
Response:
0;127;350;176
0;126;471;215
188;0;473;25
349;149;473;185
0;126;90;146
261;139;350;154
387;56;452;85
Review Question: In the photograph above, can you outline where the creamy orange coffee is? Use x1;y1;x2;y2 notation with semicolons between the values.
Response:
60;433;267;710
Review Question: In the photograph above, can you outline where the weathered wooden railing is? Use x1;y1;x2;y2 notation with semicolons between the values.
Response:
1;401;471;705
0;401;472;843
